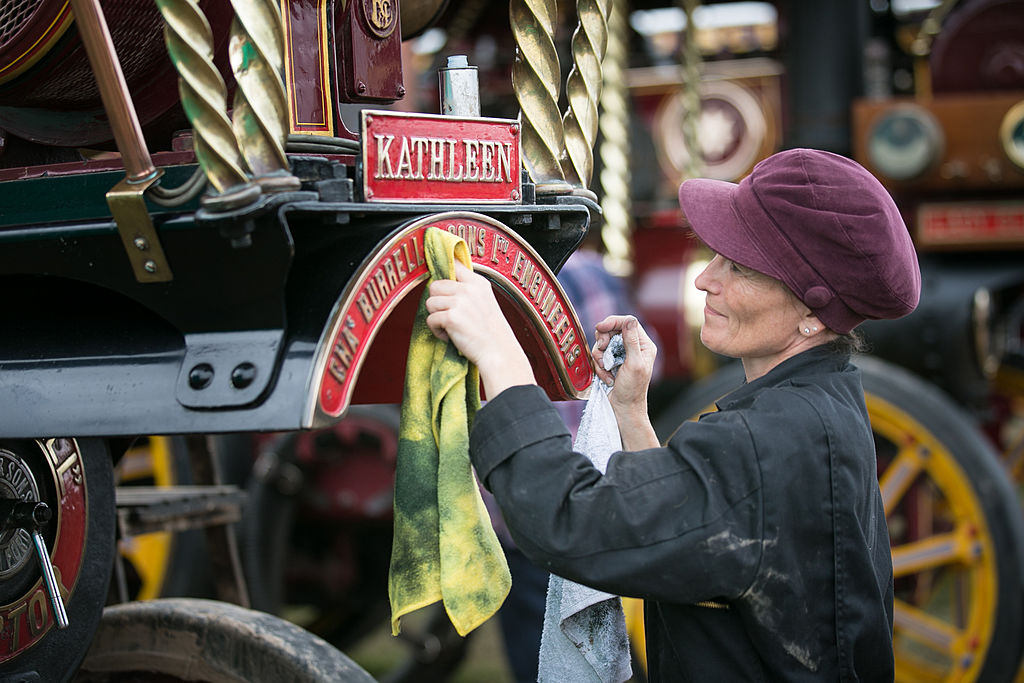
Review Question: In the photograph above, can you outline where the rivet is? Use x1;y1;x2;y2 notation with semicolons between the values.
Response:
396;85;406;97
143;260;157;273
134;237;149;251
511;189;520;200
188;363;214;390
231;362;257;389
357;81;367;94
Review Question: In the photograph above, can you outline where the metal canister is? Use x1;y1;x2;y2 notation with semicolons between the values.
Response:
439;55;480;117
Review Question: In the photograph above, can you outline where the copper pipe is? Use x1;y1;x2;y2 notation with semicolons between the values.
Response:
69;0;156;183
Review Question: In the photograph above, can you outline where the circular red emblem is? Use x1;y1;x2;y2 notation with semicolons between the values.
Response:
0;439;88;661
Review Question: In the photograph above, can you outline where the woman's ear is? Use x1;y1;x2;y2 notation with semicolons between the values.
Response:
798;314;825;337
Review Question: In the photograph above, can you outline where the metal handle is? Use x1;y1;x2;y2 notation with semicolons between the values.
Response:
31;528;69;629
3;501;70;630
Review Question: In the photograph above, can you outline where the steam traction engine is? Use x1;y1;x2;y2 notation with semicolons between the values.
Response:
0;0;602;680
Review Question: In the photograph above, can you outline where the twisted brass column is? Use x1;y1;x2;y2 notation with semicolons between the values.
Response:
561;0;612;188
598;0;633;274
510;0;570;194
156;0;259;210
228;0;299;192
678;0;704;181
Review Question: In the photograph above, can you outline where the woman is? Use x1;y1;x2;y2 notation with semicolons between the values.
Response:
425;148;920;681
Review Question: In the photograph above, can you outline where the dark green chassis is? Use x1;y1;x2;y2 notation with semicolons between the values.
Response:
0;156;590;438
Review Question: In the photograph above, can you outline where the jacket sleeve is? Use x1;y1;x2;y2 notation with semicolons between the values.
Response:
470;384;763;604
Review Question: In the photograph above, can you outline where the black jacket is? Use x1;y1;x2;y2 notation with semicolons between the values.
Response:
470;346;894;682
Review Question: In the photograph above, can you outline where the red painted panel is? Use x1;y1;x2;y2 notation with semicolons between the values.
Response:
282;0;334;135
335;0;403;103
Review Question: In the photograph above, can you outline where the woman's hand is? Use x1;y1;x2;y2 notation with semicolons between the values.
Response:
425;261;535;397
593;315;660;449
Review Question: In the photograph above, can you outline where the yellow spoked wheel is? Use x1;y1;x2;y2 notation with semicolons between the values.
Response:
648;355;1024;682
622;596;647;679
871;397;998;680
114;436;212;600
857;355;1024;682
115;436;177;600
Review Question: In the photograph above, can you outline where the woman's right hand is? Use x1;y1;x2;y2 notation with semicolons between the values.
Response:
425;261;536;397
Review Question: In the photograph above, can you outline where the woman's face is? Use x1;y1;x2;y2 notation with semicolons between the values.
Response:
694;254;812;377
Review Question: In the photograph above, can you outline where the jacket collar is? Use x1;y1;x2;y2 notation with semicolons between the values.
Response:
716;346;852;411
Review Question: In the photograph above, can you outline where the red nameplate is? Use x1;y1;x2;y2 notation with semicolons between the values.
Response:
918;201;1024;248
361;111;522;204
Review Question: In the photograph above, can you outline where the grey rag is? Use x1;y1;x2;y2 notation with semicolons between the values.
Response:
537;334;632;683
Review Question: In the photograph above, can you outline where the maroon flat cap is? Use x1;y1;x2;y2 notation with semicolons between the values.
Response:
678;148;921;334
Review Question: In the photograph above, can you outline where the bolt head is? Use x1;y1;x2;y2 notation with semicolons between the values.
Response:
231;362;257;389
188;363;214;390
31;503;51;525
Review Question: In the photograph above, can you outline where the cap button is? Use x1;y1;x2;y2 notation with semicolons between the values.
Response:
804;285;834;309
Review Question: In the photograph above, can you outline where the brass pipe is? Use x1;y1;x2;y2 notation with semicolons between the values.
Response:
69;0;156;183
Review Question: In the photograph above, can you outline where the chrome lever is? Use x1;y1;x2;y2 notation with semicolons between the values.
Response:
4;501;69;629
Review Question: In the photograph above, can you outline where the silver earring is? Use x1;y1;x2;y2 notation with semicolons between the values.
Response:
803;327;810;334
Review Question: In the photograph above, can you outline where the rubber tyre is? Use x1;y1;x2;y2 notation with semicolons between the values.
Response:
72;597;376;682
653;356;1024;682
0;438;115;683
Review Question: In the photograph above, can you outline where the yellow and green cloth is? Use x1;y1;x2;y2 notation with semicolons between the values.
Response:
388;227;511;637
